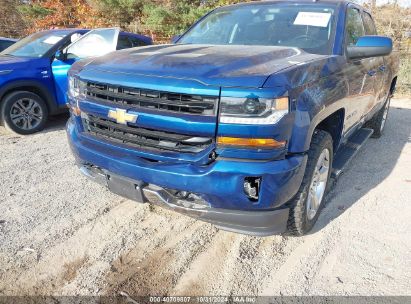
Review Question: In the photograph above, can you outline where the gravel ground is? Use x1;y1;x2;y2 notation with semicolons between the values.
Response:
0;99;410;296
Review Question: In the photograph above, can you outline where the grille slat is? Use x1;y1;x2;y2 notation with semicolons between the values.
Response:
87;115;192;142
83;115;213;154
85;82;218;116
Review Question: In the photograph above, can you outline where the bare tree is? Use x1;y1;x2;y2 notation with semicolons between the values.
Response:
371;0;377;10
0;0;27;37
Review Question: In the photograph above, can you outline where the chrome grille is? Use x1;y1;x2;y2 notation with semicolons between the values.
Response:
83;114;213;154
85;81;218;116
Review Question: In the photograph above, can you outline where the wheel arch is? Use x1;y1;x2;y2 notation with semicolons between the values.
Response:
389;76;397;96
0;80;58;115
314;108;345;152
288;107;346;154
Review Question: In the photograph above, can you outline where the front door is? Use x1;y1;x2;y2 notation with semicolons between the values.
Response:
51;57;77;106
51;28;120;105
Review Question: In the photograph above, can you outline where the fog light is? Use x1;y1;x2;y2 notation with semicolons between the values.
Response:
244;177;261;202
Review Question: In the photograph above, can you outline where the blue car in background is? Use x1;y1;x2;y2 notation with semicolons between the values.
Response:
0;37;18;52
0;28;152;134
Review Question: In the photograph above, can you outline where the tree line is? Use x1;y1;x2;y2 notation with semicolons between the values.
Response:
1;0;410;44
1;0;409;93
1;0;245;41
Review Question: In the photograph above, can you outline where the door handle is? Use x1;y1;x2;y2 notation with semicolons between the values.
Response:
367;70;377;77
379;65;386;72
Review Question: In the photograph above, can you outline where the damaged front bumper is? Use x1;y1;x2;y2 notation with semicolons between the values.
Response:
79;164;291;236
67;118;307;236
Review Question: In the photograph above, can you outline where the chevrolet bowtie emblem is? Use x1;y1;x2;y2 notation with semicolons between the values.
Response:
108;109;138;125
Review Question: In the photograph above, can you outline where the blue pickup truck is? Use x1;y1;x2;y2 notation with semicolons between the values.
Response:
0;28;152;134
67;0;399;236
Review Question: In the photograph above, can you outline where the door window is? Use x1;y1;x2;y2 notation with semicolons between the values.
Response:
0;41;14;51
129;37;148;47
362;12;377;35
66;28;118;59
117;34;133;50
345;7;365;46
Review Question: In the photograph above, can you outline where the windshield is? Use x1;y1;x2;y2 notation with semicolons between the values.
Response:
1;31;68;58
179;3;337;55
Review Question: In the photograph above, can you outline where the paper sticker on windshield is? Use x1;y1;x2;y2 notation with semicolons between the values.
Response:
294;12;332;27
43;36;63;45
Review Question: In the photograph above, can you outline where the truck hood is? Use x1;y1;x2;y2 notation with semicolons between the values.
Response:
83;44;326;88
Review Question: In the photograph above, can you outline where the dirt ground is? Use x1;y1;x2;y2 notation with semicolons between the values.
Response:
0;99;410;297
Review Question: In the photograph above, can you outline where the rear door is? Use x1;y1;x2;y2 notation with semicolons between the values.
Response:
51;28;119;105
362;11;387;106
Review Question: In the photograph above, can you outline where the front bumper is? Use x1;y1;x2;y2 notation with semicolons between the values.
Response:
67;118;307;236
79;164;290;236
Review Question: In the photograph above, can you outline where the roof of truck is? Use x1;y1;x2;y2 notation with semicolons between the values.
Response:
227;0;359;7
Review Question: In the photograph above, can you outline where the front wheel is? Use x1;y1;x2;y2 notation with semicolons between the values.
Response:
0;91;49;135
287;130;333;236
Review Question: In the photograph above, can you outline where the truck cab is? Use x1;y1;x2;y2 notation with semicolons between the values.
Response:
67;0;399;236
0;28;152;135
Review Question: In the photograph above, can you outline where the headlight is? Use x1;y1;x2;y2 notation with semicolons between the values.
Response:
219;96;289;125
68;75;79;97
68;75;85;98
68;75;85;116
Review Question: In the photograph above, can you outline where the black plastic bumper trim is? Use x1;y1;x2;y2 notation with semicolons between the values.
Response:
78;164;289;237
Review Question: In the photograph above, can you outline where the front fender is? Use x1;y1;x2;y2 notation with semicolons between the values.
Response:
0;79;58;114
264;56;348;153
288;75;348;153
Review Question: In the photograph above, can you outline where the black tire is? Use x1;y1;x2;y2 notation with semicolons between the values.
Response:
366;96;391;138
287;130;333;236
0;91;48;135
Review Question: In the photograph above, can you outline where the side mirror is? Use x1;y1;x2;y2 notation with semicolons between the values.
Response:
171;35;182;44
347;36;393;60
55;50;66;61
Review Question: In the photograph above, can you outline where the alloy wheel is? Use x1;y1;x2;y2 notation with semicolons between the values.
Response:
9;98;44;131
306;148;330;221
